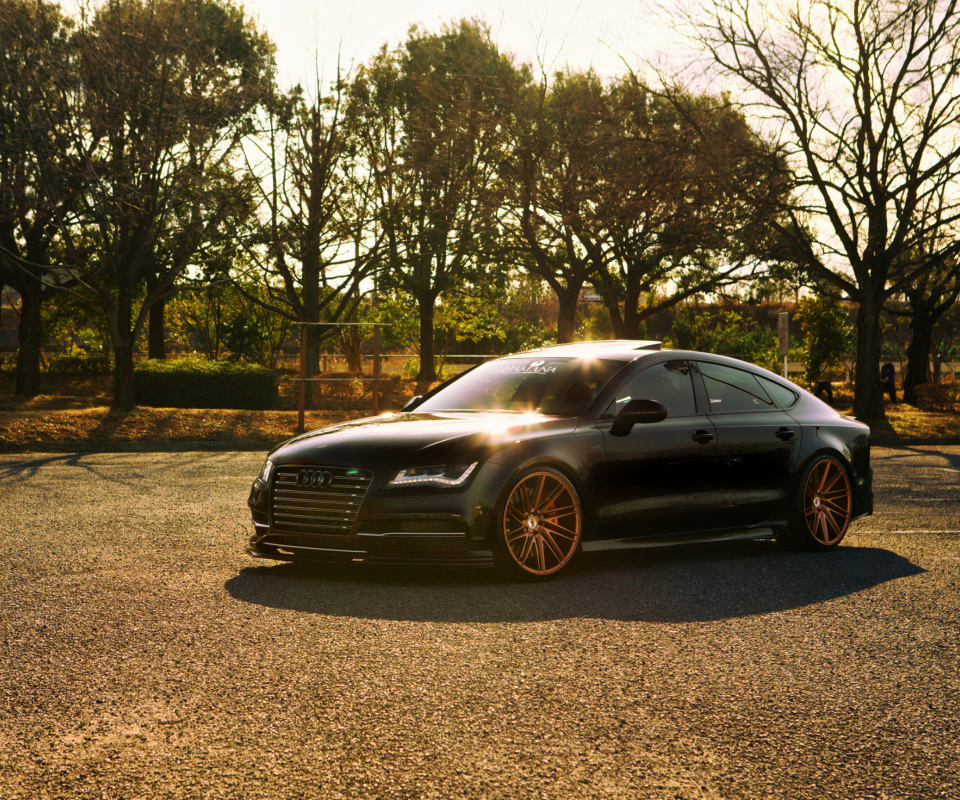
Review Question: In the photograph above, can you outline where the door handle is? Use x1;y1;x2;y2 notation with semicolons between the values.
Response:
776;427;796;441
692;430;714;445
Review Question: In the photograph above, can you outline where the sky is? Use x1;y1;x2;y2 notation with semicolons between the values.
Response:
241;0;666;89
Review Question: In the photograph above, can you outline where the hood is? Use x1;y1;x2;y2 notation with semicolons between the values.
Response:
269;411;577;469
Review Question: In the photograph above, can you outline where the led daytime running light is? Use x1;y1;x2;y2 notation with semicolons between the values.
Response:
389;462;477;487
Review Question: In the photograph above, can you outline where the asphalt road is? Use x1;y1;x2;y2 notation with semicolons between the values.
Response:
2;445;958;799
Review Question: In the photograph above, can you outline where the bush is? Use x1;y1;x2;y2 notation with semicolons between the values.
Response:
134;358;278;409
45;353;112;375
914;382;960;413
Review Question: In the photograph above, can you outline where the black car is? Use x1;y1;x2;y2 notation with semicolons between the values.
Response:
247;340;873;578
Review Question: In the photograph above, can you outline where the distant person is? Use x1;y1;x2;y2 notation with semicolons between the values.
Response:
814;381;834;404
880;362;897;403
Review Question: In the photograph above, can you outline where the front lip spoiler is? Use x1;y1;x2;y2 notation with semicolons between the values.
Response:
247;541;494;569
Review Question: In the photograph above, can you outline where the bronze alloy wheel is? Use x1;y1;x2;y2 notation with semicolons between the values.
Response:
802;457;853;546
501;470;582;576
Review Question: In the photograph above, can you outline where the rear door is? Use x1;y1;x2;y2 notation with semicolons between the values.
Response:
694;361;801;528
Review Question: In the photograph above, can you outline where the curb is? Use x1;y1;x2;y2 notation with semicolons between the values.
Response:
0;440;275;455
870;437;960;447
3;437;960;456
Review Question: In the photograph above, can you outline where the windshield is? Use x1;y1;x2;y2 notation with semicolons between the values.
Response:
414;357;628;416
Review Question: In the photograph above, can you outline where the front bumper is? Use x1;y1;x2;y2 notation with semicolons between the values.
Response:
247;461;512;568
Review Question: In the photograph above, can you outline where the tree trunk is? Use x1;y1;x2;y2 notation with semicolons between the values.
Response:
622;286;644;339
14;282;43;398
111;290;137;410
148;296;166;359
903;305;934;406
113;340;136;410
340;326;363;373
851;295;889;430
556;286;581;343
606;302;626;338
590;274;625;338
416;298;438;383
304;325;322;407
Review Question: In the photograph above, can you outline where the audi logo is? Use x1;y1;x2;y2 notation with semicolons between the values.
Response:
297;469;333;489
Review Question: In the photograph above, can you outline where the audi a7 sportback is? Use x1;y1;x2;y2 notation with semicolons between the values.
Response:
247;340;872;578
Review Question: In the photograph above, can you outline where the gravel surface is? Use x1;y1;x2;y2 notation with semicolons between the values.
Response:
2;446;958;799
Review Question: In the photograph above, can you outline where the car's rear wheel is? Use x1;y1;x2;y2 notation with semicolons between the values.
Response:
494;468;582;579
784;455;853;550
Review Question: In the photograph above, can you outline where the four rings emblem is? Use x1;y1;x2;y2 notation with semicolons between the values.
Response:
297;469;333;488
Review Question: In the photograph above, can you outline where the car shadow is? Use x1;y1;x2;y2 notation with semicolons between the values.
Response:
224;539;924;623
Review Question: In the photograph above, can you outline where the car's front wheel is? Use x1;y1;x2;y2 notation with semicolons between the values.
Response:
784;455;853;550
493;467;582;579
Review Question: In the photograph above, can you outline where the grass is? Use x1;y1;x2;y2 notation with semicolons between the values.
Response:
1;371;958;452
0;371;414;452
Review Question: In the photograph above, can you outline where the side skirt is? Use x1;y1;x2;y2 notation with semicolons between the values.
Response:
581;526;781;552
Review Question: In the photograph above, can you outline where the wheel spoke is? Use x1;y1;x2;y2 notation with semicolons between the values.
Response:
532;475;546;511
517;533;536;564
822;470;843;495
817;464;831;494
539;518;577;539
542;503;577;517
820;496;848;513
821;486;849;499
535;537;546;571
506;505;527;523
505;526;528;542
519;484;532;514
538;483;566;513
818;512;830;542
541;530;566;562
822;508;841;535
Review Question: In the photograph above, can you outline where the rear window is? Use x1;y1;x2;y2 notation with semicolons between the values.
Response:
758;376;799;408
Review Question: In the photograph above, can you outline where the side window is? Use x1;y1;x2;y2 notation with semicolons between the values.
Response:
606;360;697;418
757;376;799;408
698;362;775;414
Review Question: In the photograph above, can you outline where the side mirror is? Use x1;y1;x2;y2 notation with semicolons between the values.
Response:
401;395;423;412
610;398;668;436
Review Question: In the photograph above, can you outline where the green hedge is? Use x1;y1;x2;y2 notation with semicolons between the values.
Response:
134;358;278;409
46;353;112;374
1;353;111;374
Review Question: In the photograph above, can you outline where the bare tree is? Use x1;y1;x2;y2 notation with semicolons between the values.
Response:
242;74;379;398
676;0;960;428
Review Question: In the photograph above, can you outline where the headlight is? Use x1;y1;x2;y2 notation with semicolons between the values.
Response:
388;462;477;488
259;458;275;484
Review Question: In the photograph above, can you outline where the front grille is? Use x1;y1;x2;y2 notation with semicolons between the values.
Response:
271;466;374;536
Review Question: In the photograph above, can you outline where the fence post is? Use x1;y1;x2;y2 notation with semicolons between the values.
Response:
297;323;306;434
372;323;381;415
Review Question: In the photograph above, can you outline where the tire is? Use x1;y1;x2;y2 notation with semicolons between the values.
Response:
782;455;853;550
493;467;583;579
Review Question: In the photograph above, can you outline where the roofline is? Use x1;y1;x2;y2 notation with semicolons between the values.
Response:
505;340;663;359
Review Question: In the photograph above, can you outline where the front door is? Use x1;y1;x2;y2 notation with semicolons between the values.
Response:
593;359;721;537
